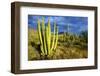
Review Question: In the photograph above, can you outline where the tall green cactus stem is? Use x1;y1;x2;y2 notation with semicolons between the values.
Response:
54;24;58;50
37;17;58;59
47;19;51;55
41;17;47;55
37;19;45;55
51;22;56;52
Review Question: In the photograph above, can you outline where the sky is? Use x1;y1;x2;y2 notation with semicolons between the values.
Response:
28;15;88;34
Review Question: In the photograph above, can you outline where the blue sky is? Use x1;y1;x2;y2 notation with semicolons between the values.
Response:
28;15;88;34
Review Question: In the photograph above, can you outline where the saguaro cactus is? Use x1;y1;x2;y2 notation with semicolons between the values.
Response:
37;17;58;59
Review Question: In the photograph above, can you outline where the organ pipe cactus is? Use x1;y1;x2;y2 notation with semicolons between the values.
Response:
37;17;58;59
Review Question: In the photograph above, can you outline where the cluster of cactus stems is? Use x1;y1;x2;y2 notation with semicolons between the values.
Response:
37;17;58;58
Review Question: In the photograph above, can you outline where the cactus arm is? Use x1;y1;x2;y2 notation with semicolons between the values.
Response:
45;26;49;55
54;25;58;50
51;22;56;51
47;18;51;55
37;19;44;55
41;17;47;55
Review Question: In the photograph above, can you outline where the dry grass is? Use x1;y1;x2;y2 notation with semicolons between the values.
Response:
28;28;88;60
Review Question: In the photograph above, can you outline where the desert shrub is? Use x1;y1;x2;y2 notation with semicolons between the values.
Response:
79;31;88;43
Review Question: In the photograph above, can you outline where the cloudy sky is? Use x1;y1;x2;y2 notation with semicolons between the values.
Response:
28;15;88;34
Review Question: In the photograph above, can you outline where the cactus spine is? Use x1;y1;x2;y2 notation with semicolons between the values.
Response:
37;17;58;58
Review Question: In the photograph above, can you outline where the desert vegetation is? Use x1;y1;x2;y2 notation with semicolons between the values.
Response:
28;17;88;60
